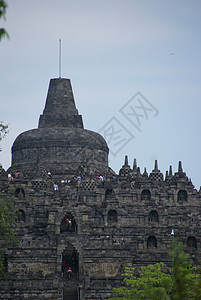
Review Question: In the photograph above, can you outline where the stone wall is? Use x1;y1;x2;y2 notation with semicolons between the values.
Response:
1;163;201;299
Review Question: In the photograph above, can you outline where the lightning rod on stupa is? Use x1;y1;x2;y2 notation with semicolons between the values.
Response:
59;39;62;78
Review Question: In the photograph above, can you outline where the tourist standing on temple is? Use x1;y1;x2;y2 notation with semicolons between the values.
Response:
67;267;72;281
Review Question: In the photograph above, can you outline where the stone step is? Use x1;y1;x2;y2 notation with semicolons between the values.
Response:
63;285;77;300
63;279;78;300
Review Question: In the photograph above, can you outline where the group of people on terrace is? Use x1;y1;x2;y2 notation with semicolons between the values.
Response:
7;171;21;183
7;168;108;192
96;173;106;184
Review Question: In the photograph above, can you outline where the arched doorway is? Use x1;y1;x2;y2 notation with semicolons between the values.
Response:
62;243;79;300
62;245;79;277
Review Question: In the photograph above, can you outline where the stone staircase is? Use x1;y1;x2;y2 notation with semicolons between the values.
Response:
63;276;78;300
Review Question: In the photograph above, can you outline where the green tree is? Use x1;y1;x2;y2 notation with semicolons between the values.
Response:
110;263;173;300
0;0;16;279
0;121;9;152
0;0;9;40
194;268;201;300
0;187;18;277
0;122;18;277
109;241;201;300
171;241;201;300
0;121;9;142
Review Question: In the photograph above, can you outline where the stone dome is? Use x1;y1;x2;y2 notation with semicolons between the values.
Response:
10;78;109;175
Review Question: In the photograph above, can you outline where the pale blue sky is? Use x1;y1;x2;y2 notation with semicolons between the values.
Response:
1;0;201;189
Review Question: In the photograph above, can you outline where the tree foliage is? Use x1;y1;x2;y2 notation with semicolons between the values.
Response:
0;187;18;245
171;241;201;300
0;120;17;277
109;242;201;300
0;121;9;152
0;0;9;41
110;263;173;300
0;187;18;277
0;121;9;142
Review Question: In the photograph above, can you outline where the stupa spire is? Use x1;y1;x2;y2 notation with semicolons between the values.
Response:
169;165;173;176
178;161;183;173
124;155;128;166
38;78;83;129
154;159;158;171
59;39;62;78
133;158;137;171
143;167;148;177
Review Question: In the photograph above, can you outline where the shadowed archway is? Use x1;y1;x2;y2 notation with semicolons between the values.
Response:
62;242;79;300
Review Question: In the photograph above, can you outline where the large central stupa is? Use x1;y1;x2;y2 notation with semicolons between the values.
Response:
11;78;109;176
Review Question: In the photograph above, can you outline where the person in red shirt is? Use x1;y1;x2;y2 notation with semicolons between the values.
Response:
67;267;72;281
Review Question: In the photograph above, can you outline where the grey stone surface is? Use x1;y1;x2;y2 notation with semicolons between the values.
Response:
0;78;201;299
